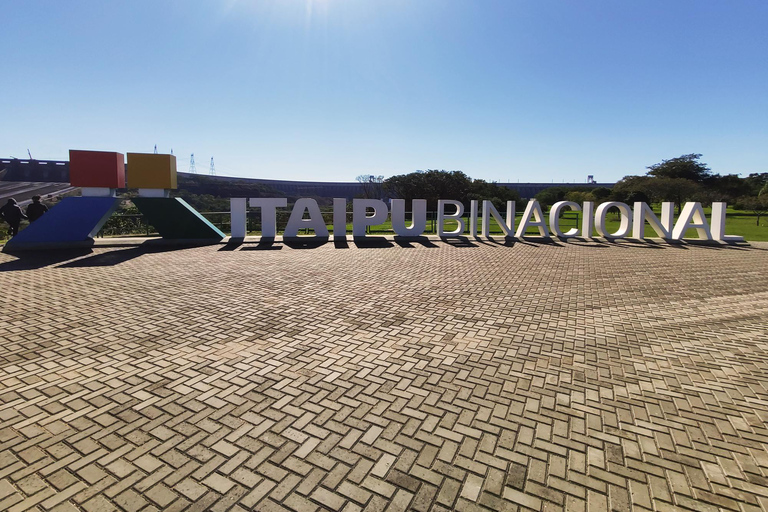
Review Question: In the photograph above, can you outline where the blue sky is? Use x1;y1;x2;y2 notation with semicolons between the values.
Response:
2;0;766;183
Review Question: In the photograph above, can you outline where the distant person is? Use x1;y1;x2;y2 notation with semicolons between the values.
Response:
26;195;48;222
0;198;27;236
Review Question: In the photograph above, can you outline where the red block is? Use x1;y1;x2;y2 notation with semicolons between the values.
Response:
69;150;126;188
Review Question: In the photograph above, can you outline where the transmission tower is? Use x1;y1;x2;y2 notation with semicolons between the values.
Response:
209;157;216;176
189;153;196;174
154;144;158;154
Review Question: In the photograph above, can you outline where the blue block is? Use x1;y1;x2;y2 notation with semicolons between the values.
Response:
5;197;119;248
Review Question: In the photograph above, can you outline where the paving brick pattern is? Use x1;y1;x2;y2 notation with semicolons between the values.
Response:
0;239;767;511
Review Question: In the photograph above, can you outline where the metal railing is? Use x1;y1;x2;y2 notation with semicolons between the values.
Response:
96;210;582;237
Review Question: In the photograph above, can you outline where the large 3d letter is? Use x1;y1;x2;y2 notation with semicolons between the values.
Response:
515;200;549;238
710;202;744;242
437;200;465;237
469;200;479;237
230;198;247;238
333;198;347;240
284;198;329;237
549;201;581;237
250;198;287;238
391;199;427;237
632;202;673;239
672;202;712;240
582;201;594;238
595;202;632;238
482;201;515;238
353;199;388;237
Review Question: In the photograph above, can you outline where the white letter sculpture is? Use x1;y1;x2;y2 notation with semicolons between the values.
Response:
710;202;744;242
230;198;247;239
672;202;712;240
632;202;673;239
469;200;479;237
391;199;427;237
549;201;581;238
437;200;465;237
482;201;515;238
353;199;389;237
515;200;549;238
284;198;329;237
250;198;287;238
581;201;594;238
333;198;347;240
595;202;632;238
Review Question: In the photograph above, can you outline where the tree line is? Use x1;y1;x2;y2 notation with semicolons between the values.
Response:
607;154;767;218
378;156;768;225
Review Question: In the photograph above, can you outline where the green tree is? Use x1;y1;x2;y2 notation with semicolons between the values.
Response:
705;174;750;201
565;190;596;203
610;175;652;204
385;170;472;210
734;195;768;226
467;180;521;210
647;154;712;182
356;175;384;199
645;177;703;213
534;187;569;209
745;173;768;195
590;187;612;201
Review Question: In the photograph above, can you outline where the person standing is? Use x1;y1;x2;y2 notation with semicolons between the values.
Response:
26;195;48;222
0;198;27;236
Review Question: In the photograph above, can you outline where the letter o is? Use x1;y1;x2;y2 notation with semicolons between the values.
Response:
594;202;633;238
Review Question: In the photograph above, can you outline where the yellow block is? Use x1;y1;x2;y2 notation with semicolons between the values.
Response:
126;153;177;189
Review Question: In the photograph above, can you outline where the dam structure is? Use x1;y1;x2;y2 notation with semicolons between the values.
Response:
1;158;613;200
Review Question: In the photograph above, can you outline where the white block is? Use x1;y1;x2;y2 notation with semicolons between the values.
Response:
138;188;169;198
81;187;116;197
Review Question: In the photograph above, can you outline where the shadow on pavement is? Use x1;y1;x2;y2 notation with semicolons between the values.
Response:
393;237;438;249
58;245;191;267
353;237;394;249
0;248;93;272
240;240;282;250
284;238;329;249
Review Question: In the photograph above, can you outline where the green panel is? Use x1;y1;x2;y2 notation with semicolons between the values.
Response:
133;197;225;240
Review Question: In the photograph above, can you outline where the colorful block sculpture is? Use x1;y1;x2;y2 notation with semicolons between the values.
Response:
69;150;126;188
132;198;225;239
3;197;120;249
3;148;225;250
126;153;177;189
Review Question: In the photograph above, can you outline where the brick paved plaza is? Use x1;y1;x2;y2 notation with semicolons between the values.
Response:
1;239;767;512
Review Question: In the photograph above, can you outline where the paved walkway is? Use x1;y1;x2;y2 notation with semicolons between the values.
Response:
1;239;767;512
